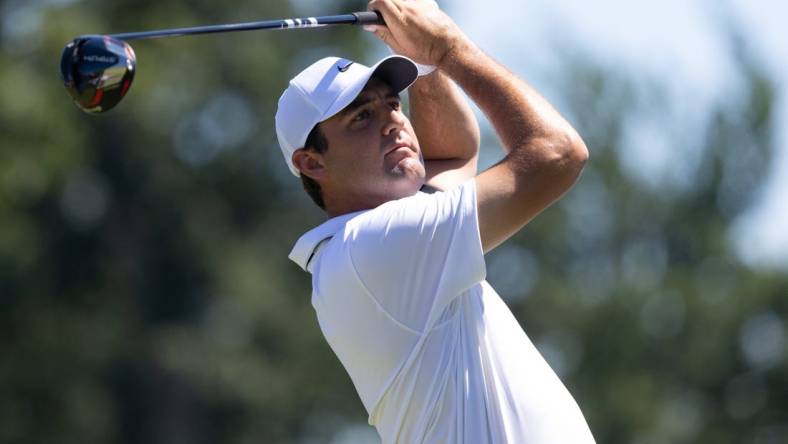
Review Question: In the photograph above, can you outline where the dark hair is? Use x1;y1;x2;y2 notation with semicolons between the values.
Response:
300;125;329;209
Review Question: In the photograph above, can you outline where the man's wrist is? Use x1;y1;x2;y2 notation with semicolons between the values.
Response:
436;35;479;77
411;70;447;95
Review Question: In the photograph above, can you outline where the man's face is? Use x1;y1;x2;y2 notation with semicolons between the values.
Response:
310;77;425;212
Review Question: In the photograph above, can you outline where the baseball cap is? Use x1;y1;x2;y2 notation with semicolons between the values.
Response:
275;55;419;176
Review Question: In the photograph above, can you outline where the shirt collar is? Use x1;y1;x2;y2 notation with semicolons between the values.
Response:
288;210;365;271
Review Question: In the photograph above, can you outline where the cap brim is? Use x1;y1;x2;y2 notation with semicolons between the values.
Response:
369;55;420;94
321;55;419;122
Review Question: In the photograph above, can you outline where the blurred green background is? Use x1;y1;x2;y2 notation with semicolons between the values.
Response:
1;0;786;443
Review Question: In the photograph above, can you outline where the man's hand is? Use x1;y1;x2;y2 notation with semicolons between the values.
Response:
365;0;466;68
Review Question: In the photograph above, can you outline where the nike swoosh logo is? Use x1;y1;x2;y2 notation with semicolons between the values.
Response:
337;61;354;72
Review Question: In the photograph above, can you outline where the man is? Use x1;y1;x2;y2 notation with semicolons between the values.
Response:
275;0;595;442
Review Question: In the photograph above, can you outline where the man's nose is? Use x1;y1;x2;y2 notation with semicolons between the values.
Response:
382;107;406;136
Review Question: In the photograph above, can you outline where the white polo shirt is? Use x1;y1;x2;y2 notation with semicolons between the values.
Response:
289;179;595;444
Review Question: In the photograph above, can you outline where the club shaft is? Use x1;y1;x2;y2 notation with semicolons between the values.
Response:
103;12;382;41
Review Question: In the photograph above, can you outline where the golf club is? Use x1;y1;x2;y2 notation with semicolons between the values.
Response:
60;11;384;114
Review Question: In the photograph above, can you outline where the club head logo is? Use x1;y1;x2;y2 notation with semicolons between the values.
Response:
337;61;354;72
83;55;118;64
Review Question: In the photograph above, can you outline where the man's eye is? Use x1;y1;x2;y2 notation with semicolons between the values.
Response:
352;109;371;122
390;101;400;110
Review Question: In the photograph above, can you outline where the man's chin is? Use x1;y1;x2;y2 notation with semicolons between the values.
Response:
390;156;424;178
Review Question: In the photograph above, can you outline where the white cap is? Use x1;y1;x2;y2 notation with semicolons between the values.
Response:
275;55;419;176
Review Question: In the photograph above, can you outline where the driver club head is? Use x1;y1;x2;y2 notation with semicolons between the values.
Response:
60;35;136;114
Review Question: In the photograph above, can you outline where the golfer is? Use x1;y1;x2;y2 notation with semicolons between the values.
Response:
275;0;595;442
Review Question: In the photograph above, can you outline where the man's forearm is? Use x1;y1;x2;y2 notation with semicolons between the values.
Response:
439;38;583;159
409;71;480;161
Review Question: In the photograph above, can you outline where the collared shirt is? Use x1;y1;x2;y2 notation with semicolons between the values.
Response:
290;179;595;443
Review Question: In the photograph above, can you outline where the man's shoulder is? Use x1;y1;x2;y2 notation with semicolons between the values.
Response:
293;181;475;270
349;180;475;230
346;189;436;229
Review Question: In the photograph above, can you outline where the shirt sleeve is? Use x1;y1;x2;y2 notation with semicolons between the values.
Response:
345;179;486;332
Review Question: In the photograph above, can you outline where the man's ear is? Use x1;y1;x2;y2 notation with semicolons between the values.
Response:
292;149;327;180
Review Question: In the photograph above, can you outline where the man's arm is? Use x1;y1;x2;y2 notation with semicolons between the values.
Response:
368;0;588;253
409;71;480;190
368;2;480;191
443;41;588;252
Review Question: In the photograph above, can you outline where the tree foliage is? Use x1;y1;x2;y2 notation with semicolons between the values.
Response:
0;1;785;443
